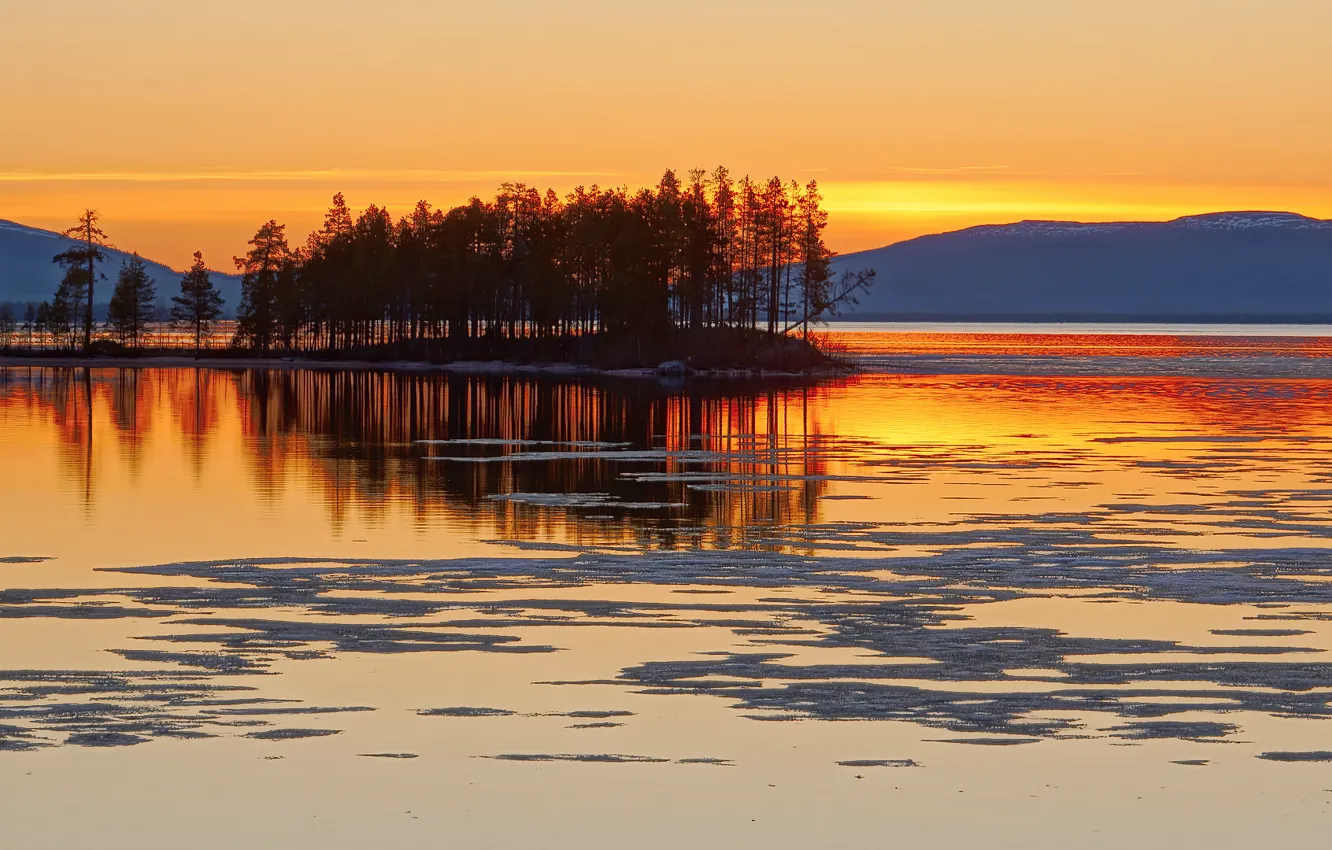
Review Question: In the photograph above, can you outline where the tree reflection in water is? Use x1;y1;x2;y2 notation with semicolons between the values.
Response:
1;366;838;549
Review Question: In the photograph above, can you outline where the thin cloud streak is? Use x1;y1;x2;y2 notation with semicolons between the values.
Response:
0;169;619;184
880;165;1013;176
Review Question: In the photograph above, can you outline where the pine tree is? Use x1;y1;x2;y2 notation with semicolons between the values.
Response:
170;252;226;353
710;167;736;327
301;194;356;350
737;176;763;330
44;294;73;351
794;180;832;339
681;169;713;329
108;255;158;348
233;220;292;352
50;267;87;349
760;177;791;335
52;210;108;350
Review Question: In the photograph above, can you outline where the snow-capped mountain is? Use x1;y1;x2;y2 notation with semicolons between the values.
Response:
0;219;241;314
833;212;1332;321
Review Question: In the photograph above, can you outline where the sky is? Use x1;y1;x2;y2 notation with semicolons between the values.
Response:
2;0;1331;271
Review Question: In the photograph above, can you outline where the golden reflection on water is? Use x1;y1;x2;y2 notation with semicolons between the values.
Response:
825;330;1332;359
6;354;1332;563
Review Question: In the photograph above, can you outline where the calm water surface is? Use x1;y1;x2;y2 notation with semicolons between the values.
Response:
4;331;1332;848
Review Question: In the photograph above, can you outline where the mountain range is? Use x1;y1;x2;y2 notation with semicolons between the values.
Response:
831;211;1332;321
0;219;241;315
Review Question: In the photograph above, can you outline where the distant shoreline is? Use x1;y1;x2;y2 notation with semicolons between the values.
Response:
0;326;849;380
0;353;854;382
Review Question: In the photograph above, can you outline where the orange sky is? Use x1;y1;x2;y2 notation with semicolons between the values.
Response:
2;0;1330;270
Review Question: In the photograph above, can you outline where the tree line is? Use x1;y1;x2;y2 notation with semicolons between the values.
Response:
233;169;872;353
4;169;873;357
0;210;227;353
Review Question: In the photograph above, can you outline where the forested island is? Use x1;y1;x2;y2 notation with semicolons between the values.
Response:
0;169;873;374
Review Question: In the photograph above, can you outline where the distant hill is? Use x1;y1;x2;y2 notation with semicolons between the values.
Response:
831;212;1332;322
0;219;241;315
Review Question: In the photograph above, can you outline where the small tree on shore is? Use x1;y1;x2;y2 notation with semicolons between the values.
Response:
170;251;226;352
108;255;157;348
794;180;832;340
46;270;86;350
52;209;108;351
22;304;35;349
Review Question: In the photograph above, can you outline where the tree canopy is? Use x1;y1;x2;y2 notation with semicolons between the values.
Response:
231;169;873;354
108;254;157;348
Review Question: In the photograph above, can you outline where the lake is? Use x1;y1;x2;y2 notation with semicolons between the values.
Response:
4;326;1332;848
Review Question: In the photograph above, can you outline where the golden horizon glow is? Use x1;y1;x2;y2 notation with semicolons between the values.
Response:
7;174;1332;273
2;0;1330;268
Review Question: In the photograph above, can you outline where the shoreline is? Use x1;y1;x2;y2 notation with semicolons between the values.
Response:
0;353;856;382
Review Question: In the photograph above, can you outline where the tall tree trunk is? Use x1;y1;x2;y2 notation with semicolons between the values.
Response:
84;223;95;351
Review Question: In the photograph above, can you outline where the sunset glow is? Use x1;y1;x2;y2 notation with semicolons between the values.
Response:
3;0;1329;268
